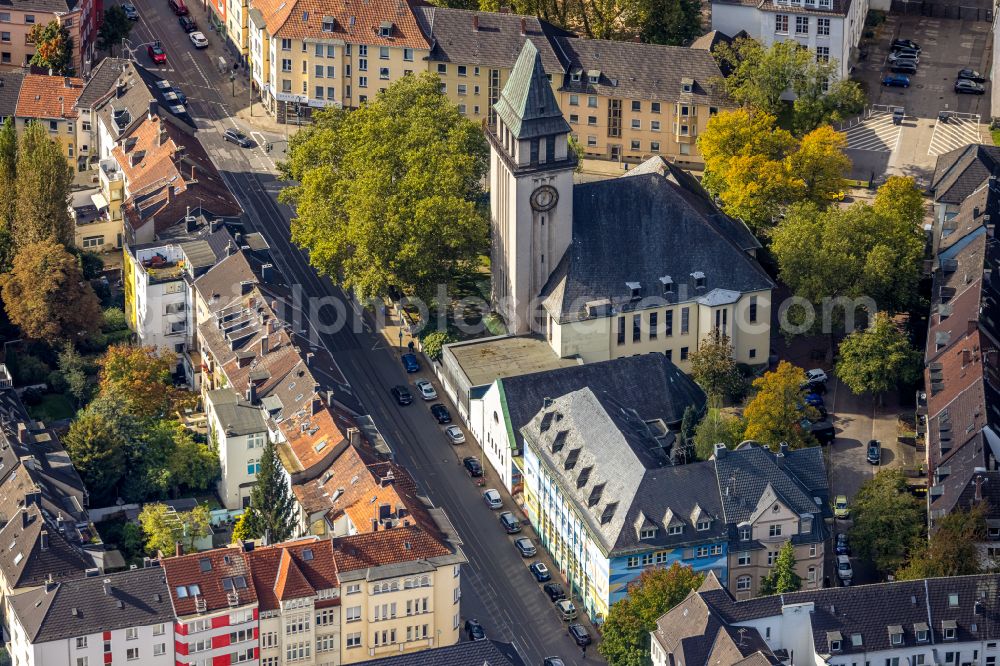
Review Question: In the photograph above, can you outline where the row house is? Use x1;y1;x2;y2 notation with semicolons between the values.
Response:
652;572;1000;666
0;73;84;169
0;0;100;77
520;387;828;623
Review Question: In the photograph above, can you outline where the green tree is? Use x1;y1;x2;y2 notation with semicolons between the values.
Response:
693;409;745;460
13;122;74;248
599;563;704;666
138;503;212;556
897;504;985;580
633;0;702;45
231;512;253;544
27;21;74;74
0;240;102;344
97;6;132;56
120;521;146;562
760;541;801;595
97;344;176;419
58;342;90;406
788;125;851;204
873;175;925;227
0;117;17;270
62;402;128;504
679;405;698;453
714;39;813;115
166;424;221;493
836;313;922;401
743;361;818;449
421;330;455;361
688;329;743;401
850;470;925;574
244;441;297;544
281;74;489;300
793;73;866;134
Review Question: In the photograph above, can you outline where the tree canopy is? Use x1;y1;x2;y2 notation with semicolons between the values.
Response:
742;361;818;449
688;330;744;401
62;401;128;505
243;441;297;544
896;504;985;580
27;21;74;75
835;313;922;399
598;563;705;666
98;344;177;420
693;409;745;460
139;503;212;556
0;118;16;270
97;6;133;57
0;240;101;344
850;470;925;574
280;73;489;300
760;541;801;595
13;121;74;249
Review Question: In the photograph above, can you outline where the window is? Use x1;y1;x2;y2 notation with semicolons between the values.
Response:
808;543;817;557
281;38;292;50
749;296;758;323
281;58;292;72
25;14;34;23
315;64;324;78
949;593;959;607
891;633;903;646
587;115;597;126
282;79;291;92
695;545;709;557
738;551;750;566
379;67;389;80
697;519;711;531
640;527;657;539
769;524;782;537
379;46;389;59
126;627;138;641
317;634;337;652
346;606;362;622
48;120;58;132
775;14;788;32
617;316;625;345
153;644;166;656
347;582;361;594
680;347;689;360
588;96;598;107
82;235;103;248
286;642;311;662
76;637;88;649
650;120;660;132
649;312;658;339
651;141;660;152
831;640;842;652
916;630;928;642
681;307;690;334
668;525;683;535
631;119;641;129
153;624;164;636
346;632;362;648
247;459;260;475
458;84;467;95
569;114;579;124
126;648;139;661
796;15;809;33
359;76;367;88
0;32;7;42
632;314;641;342
736;576;751;590
631;100;641;112
231;609;253;624
816;46;830;62
587;135;596;147
0;12;7;21
808;566;817;581
945;628;956;640
817;17;830;34
665;310;673;336
767;551;778;566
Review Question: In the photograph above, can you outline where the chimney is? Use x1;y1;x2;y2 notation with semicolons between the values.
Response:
306;352;314;367
520;17;526;34
185;215;198;233
371;518;379;532
166;184;175;205
714;442;727;458
247;381;257;405
21;507;29;529
103;578;112;595
778;442;789;457
963;348;973;367
260;335;269;356
44;573;55;593
17;423;28;444
40;530;49;551
975;473;984;502
472;15;479;30
148;99;158;120
174;541;183;557
260;264;274;283
190;164;196;181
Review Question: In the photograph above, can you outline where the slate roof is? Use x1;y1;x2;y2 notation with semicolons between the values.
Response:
93;61;195;144
937;179;1000;252
76;57;129;110
699;573;1000;658
0;0;78;13
690;29;735;51
354;640;525;666
500;353;706;455
0;505;92;590
414;6;568;73
554;36;729;106
8;566;173;643
493;39;570;140
207;388;267;437
0;72;24;119
932;145;1000;205
541;171;772;323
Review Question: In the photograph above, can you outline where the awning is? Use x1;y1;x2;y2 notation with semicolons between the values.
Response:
90;192;109;210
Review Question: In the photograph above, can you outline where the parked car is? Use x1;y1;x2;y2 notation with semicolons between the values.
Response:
955;78;986;95
514;537;536;558
891;38;921;51
499;511;521;534
122;2;139;19
464;619;485;641
223;128;253;147
189;31;208;48
445;425;465;444
804;392;825;408
529;562;551;582
178;15;197;31
811;420;836;445
543;659;566;666
890;61;918;75
463;457;483;477
836;554;853;584
866;439;882;465
168;0;189;14
543;583;566;602
959;68;986;82
891;46;920;59
805;369;828;384
483;488;502;509
147;43;167;64
568;624;592;647
835;533;850;556
430;403;452;424
390;385;412;406
834;494;850;519
882;73;911;88
888;51;919;65
401;352;420;373
556;599;577;621
414;378;437;400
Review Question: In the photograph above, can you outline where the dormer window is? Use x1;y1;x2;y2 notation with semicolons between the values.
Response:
571;70;581;82
681;77;693;93
640;527;657;539
691;271;706;289
827;632;843;652
830;640;842;652
627;282;641;300
889;626;903;646
379;21;393;37
739;526;751;540
660;275;673;296
588;70;600;84
696;519;711;531
668;525;683;536
322;16;335;31
914;624;928;642
942;620;958;640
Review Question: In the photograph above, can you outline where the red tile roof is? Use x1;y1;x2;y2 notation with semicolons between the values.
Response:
161;547;257;617
15;74;84;119
332;524;451;571
252;0;429;48
243;540;339;611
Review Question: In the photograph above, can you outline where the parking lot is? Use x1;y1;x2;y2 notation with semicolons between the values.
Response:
847;13;992;183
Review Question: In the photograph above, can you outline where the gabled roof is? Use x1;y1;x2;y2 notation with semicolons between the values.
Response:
250;0;430;47
352;639;525;666
246;539;338;611
15;74;84;120
8;566;173;644
541;171;772;323
76;57;130;110
274;547;315;601
161;547;257;617
0;505;92;590
206;388;267;437
493;39;570;140
0;72;24;119
713;445;828;525
332;524;452;571
932;145;1000;205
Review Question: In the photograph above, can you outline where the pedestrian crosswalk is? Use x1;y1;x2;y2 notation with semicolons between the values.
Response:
841;112;901;152
928;114;981;157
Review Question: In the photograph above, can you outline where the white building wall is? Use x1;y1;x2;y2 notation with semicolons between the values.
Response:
205;395;261;511
472;382;517;493
8;618;173;666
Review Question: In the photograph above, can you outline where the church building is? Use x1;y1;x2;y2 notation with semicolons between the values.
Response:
487;41;774;368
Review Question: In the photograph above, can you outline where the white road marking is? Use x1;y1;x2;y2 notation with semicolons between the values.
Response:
842;112;901;152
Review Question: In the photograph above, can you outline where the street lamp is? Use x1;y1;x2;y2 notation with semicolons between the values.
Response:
230;71;236;97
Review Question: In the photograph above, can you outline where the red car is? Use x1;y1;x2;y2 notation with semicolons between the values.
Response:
147;43;167;65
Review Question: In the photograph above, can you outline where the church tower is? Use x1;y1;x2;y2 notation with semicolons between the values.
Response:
488;40;575;335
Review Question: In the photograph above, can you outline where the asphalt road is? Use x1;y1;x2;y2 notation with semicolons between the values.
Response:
118;3;596;663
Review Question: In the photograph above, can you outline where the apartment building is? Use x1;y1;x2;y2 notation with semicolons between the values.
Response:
652;572;1000;666
0;73;85;168
0;0;99;76
6;567;175;666
711;0;867;80
247;0;430;122
205;387;269;509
